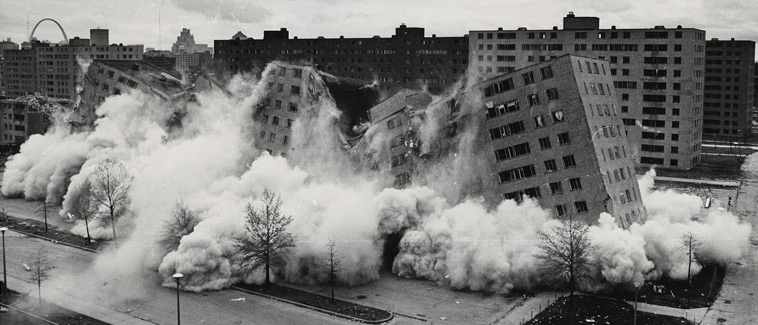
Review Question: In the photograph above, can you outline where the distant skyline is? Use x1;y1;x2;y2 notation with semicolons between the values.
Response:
1;0;756;53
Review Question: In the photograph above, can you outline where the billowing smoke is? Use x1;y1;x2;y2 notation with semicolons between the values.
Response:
2;63;753;299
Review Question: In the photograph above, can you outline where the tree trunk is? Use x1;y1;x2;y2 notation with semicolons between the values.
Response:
84;215;92;245
265;248;270;286
110;207;118;248
43;202;48;233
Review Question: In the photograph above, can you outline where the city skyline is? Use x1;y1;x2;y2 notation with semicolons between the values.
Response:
1;0;757;52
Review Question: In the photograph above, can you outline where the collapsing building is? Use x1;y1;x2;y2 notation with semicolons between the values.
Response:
351;55;646;226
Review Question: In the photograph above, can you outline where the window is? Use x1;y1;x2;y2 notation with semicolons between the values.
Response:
391;154;407;167
498;165;537;183
387;116;403;129
534;115;546;128
287;119;293;128
293;68;302;78
494;142;531;161
483;78;515;97
272;116;280;126
275;100;282;109
563;155;576;168
550;182;563;195
546;88;559;101
268;132;276;142
291;86;301;95
574;201;588;213
277;84;284;92
486;100;519;118
394;173;411;186
544;159;557;172
522;71;535;85
556;204;568;217
289;102;298;111
489;121;526;140
527;94;540;106
569;178;582;190
279;68;286;76
504;187;542;202
540;66;554;79
557;132;570;145
539;137;552;150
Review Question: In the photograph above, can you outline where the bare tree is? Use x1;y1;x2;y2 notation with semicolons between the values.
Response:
323;240;342;303
679;229;702;284
234;188;296;286
69;179;96;245
35;201;54;233
90;158;133;247
536;219;593;298
159;200;200;252
29;249;53;304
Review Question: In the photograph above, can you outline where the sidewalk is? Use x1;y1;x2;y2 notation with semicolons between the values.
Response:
625;301;707;323
494;291;562;325
653;176;740;188
2;232;153;325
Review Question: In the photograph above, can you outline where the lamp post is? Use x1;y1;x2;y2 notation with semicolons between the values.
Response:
633;282;642;325
173;273;183;325
1;227;7;292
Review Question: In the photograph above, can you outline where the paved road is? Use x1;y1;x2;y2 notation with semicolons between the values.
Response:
0;230;357;325
700;155;758;325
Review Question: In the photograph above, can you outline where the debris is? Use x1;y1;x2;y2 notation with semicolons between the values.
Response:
440;316;447;320
23;263;31;271
230;298;246;302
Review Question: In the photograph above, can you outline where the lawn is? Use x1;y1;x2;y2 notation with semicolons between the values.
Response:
0;213;102;251
234;282;393;322
526;295;691;325
0;289;108;325
606;264;725;309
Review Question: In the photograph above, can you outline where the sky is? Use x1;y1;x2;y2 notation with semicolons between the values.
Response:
1;0;756;53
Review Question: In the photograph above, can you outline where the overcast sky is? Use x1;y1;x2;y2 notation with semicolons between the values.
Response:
1;0;756;53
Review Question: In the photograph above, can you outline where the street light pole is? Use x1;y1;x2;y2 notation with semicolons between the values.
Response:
1;227;7;292
633;282;642;325
173;272;183;325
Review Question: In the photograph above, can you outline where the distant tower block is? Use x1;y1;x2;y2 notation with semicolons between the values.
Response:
90;29;109;46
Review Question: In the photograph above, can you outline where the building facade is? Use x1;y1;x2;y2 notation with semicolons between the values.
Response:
0;95;68;145
356;55;645;225
702;39;756;139
0;29;143;101
477;55;645;225
469;13;706;169
2;46;37;98
214;25;469;95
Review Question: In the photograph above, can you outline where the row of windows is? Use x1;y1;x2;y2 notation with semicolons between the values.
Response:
548;177;583;195
555;201;589;216
478;30;687;41
258;130;290;146
602;145;626;162
503;187;542;203
259;114;294;128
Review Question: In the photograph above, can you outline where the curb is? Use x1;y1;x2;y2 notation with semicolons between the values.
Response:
3;227;99;254
231;285;394;324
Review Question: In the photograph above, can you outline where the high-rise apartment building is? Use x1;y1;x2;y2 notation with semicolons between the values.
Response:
214;25;469;95
356;55;645;226
1;29;143;101
477;55;645;225
254;62;379;156
702;39;756;139
2;46;37;98
469;12;706;169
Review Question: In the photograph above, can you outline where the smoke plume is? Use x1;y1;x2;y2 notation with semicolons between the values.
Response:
1;63;752;300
